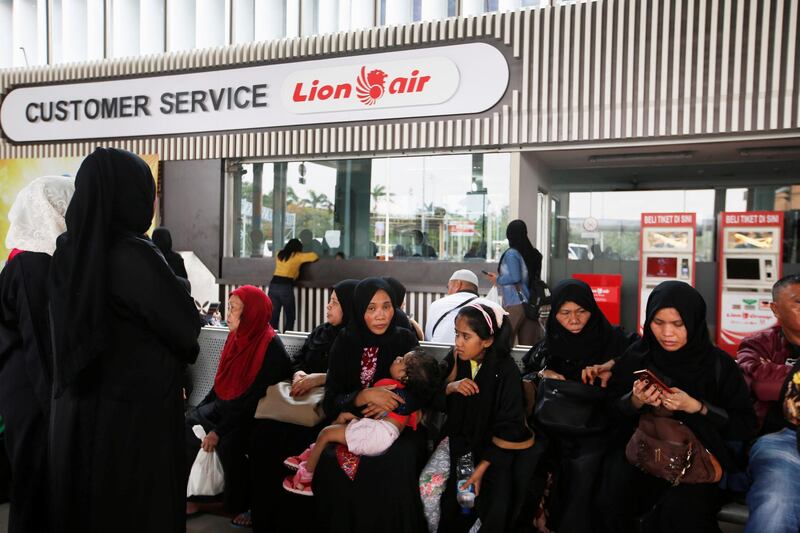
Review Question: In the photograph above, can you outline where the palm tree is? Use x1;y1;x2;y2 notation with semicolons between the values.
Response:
301;190;332;210
371;185;394;210
286;186;300;205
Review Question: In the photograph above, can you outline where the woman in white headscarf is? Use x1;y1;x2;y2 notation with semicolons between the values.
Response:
0;175;74;533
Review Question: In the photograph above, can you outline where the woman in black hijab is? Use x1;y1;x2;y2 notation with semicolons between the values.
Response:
0;175;73;533
506;219;543;281
48;148;201;533
382;276;424;340
249;279;358;533
524;279;635;381
485;220;544;345
522;279;637;532
292;279;358;382
314;277;425;532
598;281;756;533
152;227;189;280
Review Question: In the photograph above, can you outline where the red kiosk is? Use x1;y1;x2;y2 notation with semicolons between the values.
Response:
572;273;623;326
638;213;697;334
716;211;784;355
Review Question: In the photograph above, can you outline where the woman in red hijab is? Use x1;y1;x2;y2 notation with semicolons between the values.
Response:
185;285;292;525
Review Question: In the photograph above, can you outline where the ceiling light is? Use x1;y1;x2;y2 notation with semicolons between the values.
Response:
588;151;695;163
738;146;800;157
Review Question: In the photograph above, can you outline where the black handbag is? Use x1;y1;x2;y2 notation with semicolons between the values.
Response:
515;280;551;320
533;378;609;435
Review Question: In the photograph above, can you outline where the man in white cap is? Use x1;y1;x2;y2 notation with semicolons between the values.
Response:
425;269;488;343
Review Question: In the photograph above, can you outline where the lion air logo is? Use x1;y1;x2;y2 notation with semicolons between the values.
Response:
356;67;388;106
284;55;464;114
291;66;433;106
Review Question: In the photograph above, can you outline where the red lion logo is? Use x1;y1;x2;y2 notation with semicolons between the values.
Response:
356;67;388;105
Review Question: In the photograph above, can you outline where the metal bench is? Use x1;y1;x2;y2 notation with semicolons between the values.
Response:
191;327;528;407
190;327;749;527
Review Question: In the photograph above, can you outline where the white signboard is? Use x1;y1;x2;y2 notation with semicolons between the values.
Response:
0;43;509;143
718;292;776;347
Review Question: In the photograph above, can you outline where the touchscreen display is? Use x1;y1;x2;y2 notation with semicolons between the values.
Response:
726;258;761;280
646;257;677;278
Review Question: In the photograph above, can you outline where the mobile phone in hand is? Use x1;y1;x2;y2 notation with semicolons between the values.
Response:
481;270;490;275
632;369;673;394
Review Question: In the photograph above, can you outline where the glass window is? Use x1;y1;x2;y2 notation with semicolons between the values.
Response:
725;188;748;212
461;0;486;16
50;0;105;64
195;0;227;48
167;0;196;52
232;0;254;43
6;0;48;67
229;153;512;262
561;190;717;261
110;0;166;57
551;184;800;266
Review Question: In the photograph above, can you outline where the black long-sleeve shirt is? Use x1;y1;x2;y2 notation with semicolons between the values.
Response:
440;350;533;464
322;328;418;419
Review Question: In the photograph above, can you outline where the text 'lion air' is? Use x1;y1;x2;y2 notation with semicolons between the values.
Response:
284;56;460;114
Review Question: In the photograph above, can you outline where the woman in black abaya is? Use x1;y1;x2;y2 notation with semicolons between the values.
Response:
152;227;189;281
48;148;201;533
598;281;756;533
0;176;74;533
249;279;358;533
314;277;425;533
522;279;637;532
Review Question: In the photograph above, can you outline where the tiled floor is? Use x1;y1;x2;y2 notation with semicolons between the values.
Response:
0;503;250;532
0;501;745;532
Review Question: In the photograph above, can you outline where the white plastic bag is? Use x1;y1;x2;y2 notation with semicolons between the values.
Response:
186;424;225;497
485;285;501;305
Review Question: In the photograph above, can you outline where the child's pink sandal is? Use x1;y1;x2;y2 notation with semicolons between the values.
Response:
282;462;314;496
283;444;314;471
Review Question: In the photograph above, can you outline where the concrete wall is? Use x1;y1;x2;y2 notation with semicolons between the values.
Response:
162;159;223;277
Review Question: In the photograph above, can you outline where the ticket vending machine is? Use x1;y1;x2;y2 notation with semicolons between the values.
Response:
716;211;784;355
638;213;697;333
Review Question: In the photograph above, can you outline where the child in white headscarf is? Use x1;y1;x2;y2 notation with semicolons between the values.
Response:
0;175;74;533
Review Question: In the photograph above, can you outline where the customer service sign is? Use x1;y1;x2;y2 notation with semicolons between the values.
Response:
0;43;508;143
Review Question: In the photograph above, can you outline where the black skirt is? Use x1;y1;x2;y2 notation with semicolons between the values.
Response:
314;427;428;533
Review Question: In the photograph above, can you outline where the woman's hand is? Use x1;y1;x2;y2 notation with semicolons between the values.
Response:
290;372;325;396
540;369;566;381
201;430;219;453
357;385;404;418
463;460;491;496
661;387;703;414
631;380;662;409
447;378;480;396
582;359;616;387
484;272;498;285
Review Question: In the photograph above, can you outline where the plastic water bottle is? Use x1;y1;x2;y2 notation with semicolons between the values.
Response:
456;452;476;514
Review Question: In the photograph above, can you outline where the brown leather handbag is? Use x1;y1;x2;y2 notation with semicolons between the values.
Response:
625;412;723;486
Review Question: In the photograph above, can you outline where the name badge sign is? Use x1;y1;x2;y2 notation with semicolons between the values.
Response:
0;43;509;143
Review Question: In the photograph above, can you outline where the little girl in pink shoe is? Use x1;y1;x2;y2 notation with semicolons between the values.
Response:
283;348;440;495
